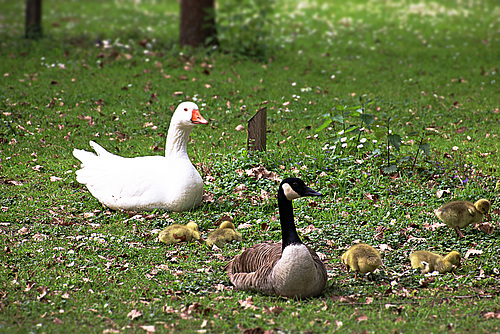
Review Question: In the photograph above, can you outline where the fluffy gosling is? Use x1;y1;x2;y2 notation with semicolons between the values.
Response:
409;250;461;274
341;243;382;279
158;221;200;245
434;199;491;237
206;221;242;248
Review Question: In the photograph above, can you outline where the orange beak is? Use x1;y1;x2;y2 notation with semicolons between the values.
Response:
191;109;208;125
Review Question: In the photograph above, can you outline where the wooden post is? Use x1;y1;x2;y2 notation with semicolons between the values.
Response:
25;0;43;39
247;107;267;152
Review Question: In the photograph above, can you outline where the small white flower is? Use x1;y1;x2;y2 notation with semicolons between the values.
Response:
340;137;347;142
360;138;367;143
390;219;396;225
452;146;458;151
291;82;297;86
338;130;345;135
390;280;397;287
357;144;363;149
372;139;378;143
341;143;347;148
493;268;499;274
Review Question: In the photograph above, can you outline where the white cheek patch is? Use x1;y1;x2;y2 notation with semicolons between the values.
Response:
282;183;301;200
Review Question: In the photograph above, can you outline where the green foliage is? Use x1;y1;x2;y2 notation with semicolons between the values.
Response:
216;0;276;58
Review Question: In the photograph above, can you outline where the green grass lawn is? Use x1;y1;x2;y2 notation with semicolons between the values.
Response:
1;0;499;332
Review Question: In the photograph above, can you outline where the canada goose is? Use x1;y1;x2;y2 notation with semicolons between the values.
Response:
206;221;242;248
434;199;491;237
73;101;208;212
409;250;461;274
158;221;201;245
225;177;327;298
341;243;382;279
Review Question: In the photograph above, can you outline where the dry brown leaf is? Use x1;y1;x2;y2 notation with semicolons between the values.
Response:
484;311;500;319
139;325;155;332
239;296;258;310
127;309;142;320
465;249;483;259
37;286;47;300
422;221;446;231
436;189;450;198
356;314;368;322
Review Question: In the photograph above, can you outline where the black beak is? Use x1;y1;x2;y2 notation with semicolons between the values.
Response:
304;186;323;197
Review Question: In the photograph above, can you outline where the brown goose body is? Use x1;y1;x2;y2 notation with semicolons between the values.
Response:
410;250;461;274
225;178;327;298
226;241;326;298
434;199;490;237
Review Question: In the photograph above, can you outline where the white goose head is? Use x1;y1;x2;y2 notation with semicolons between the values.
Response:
171;101;208;128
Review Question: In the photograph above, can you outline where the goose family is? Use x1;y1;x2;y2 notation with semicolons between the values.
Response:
341;243;382;279
73;102;207;212
409;250;461;274
206;221;242;248
158;221;201;245
434;199;491;237
226;178;327;298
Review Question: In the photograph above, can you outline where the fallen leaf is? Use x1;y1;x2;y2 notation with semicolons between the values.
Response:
436;189;450;198
356;314;368;322
139;325;155;332
37;286;47;300
239;296;258;310
422;221;446;231
465;249;483;259
484;311;500;319
127;309;142;320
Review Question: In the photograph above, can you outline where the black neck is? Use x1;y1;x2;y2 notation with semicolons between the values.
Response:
278;191;303;252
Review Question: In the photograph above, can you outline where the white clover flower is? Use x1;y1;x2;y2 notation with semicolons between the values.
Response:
360;138;367;143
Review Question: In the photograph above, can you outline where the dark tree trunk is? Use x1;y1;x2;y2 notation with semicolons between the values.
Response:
25;0;43;39
180;0;218;48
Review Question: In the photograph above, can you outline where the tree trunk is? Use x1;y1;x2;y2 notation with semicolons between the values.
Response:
25;0;43;39
180;0;218;48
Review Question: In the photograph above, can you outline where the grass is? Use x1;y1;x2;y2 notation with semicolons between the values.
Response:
1;0;500;332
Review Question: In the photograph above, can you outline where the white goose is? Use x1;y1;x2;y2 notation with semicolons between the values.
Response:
73;101;208;212
226;178;327;298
